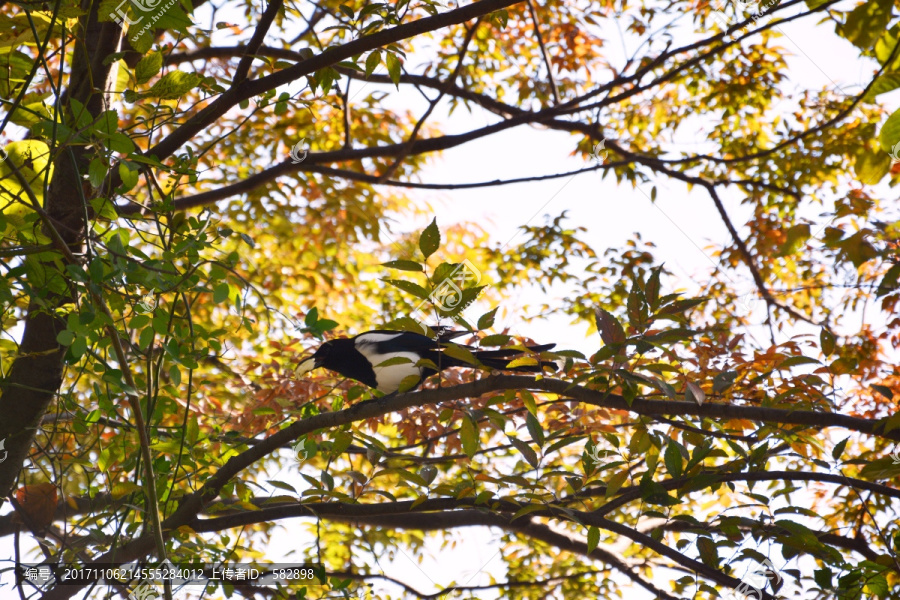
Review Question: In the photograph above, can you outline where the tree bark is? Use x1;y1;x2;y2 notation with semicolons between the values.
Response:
0;1;122;503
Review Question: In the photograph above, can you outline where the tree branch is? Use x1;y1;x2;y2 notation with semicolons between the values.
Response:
143;0;527;164
233;0;283;85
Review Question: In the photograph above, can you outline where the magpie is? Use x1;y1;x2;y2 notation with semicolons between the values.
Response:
296;329;557;394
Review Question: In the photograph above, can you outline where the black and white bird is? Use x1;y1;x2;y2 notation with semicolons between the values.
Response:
296;329;557;394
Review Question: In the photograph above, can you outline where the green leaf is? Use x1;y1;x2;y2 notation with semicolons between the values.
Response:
510;503;544;521
144;70;201;100
508;437;539;468
382;259;423;272
331;432;353;456
776;224;811;256
491;8;509;28
88;158;107;189
838;231;878;268
685;381;705;405
645;266;662;311
375;356;414;367
604;468;629;498
586;526;599;553
105;132;136;154
664;441;683;478
864;72;900;101
57;330;74;346
479;334;511;346
419;465;437;485
117;162;140;192
820;328;836;357
506;356;538;369
213;282;230;303
92;110;118;137
460;414;478;458
419;218;440;259
594;308;626;345
0;50;33;100
442;343;479;365
526;412;544;447
124;2;194;54
138;325;155;350
377;372;409;393
70;337;87;360
135;51;163;85
384;52;402;86
696;536;719;567
880;106;900;153
384;278;430;300
268;480;297;493
831;437;849;461
711;371;737;393
876;263;900;297
381;317;427;336
520;390;537;416
779;355;820;368
870;384;894;400
436;285;485;318
365;51;381;77
477;307;498;330
305;307;319;326
656;297;709;318
837;0;893;50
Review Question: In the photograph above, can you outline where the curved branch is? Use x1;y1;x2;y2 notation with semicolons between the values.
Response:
586;469;900;515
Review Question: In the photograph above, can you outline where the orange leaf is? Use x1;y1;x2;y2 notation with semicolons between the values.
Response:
14;483;58;531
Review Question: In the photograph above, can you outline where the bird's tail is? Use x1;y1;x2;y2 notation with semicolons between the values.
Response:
473;343;558;373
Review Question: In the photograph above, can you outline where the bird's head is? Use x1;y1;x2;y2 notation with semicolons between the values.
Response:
295;340;335;376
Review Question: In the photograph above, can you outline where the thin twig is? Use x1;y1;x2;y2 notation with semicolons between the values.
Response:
526;0;559;104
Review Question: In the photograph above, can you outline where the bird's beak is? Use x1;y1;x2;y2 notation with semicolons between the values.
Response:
295;357;317;377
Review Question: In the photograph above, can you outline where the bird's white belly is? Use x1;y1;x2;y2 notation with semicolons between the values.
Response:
356;347;423;393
